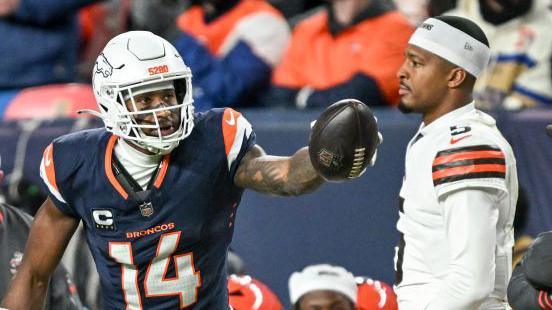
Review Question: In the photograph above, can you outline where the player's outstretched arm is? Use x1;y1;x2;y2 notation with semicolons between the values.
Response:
2;197;79;310
234;145;324;196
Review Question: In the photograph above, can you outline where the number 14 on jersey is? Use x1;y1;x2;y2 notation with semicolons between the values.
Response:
109;231;202;309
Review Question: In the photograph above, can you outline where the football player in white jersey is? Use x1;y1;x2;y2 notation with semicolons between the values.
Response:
394;15;518;309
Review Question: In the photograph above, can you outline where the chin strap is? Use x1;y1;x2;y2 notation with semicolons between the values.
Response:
78;109;133;134
130;139;166;156
78;109;177;155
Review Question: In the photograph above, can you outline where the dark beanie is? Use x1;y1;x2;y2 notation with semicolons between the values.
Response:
523;231;552;289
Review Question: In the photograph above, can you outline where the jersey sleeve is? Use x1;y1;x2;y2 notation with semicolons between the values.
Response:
425;187;500;309
39;143;79;218
221;108;256;179
432;142;508;198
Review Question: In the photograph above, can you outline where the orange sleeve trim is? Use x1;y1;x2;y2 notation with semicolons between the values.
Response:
104;135;128;200
432;164;506;180
153;154;171;189
43;143;59;192
222;108;241;156
433;150;505;166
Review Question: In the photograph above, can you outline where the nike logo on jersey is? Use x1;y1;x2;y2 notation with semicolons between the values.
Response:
450;135;472;144
225;110;236;126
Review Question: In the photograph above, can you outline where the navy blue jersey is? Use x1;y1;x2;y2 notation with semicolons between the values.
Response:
39;108;255;309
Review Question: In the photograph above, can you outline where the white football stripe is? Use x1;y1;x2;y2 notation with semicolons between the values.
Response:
39;156;67;203
227;116;252;170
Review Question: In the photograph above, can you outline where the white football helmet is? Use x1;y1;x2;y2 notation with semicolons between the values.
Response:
89;31;194;154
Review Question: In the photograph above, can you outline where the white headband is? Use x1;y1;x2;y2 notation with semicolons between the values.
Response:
408;17;490;78
288;264;358;305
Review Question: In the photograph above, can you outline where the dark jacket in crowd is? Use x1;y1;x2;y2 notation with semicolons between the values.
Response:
0;0;100;90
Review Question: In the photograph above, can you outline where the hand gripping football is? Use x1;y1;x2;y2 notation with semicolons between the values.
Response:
308;99;380;182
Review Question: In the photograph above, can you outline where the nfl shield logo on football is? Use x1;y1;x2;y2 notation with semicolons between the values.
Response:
139;202;154;217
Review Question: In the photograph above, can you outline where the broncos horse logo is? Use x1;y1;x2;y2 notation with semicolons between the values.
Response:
95;54;113;78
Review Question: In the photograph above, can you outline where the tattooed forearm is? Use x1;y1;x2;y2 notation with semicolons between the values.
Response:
234;146;324;196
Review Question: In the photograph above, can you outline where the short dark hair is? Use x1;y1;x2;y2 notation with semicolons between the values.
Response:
434;15;490;48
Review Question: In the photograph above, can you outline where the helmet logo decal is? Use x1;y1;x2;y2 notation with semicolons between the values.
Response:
95;54;114;78
148;65;169;75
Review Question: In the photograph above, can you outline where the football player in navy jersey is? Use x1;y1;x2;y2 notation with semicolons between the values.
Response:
2;31;377;310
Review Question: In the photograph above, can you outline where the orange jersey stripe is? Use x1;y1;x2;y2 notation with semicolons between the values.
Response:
433;150;504;166
43;143;59;192
105;135;129;199
222;108;241;156
153;154;171;188
432;164;506;180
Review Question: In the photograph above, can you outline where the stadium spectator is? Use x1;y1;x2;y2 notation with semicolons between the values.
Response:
268;0;324;20
393;0;458;26
394;0;429;25
446;0;552;109
0;0;103;90
174;0;290;111
78;0;131;82
428;0;457;16
288;264;357;310
0;157;84;309
129;0;189;41
228;274;284;310
507;231;552;310
268;0;413;109
356;277;398;310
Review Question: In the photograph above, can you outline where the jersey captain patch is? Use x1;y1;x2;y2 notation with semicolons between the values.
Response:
432;145;506;186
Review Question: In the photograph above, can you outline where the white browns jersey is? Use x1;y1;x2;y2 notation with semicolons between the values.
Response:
394;103;518;309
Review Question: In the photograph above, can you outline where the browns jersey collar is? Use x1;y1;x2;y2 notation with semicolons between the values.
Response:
418;102;475;136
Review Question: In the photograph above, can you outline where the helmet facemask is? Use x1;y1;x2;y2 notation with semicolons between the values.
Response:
97;74;194;155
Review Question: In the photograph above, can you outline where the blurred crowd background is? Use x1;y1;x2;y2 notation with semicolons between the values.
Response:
2;0;550;115
1;0;551;309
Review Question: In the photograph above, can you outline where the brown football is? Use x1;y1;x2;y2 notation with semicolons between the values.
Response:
308;99;379;182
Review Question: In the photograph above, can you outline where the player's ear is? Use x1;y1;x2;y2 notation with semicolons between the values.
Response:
447;67;467;89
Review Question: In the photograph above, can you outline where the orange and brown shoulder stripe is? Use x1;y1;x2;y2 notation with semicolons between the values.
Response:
432;145;506;186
